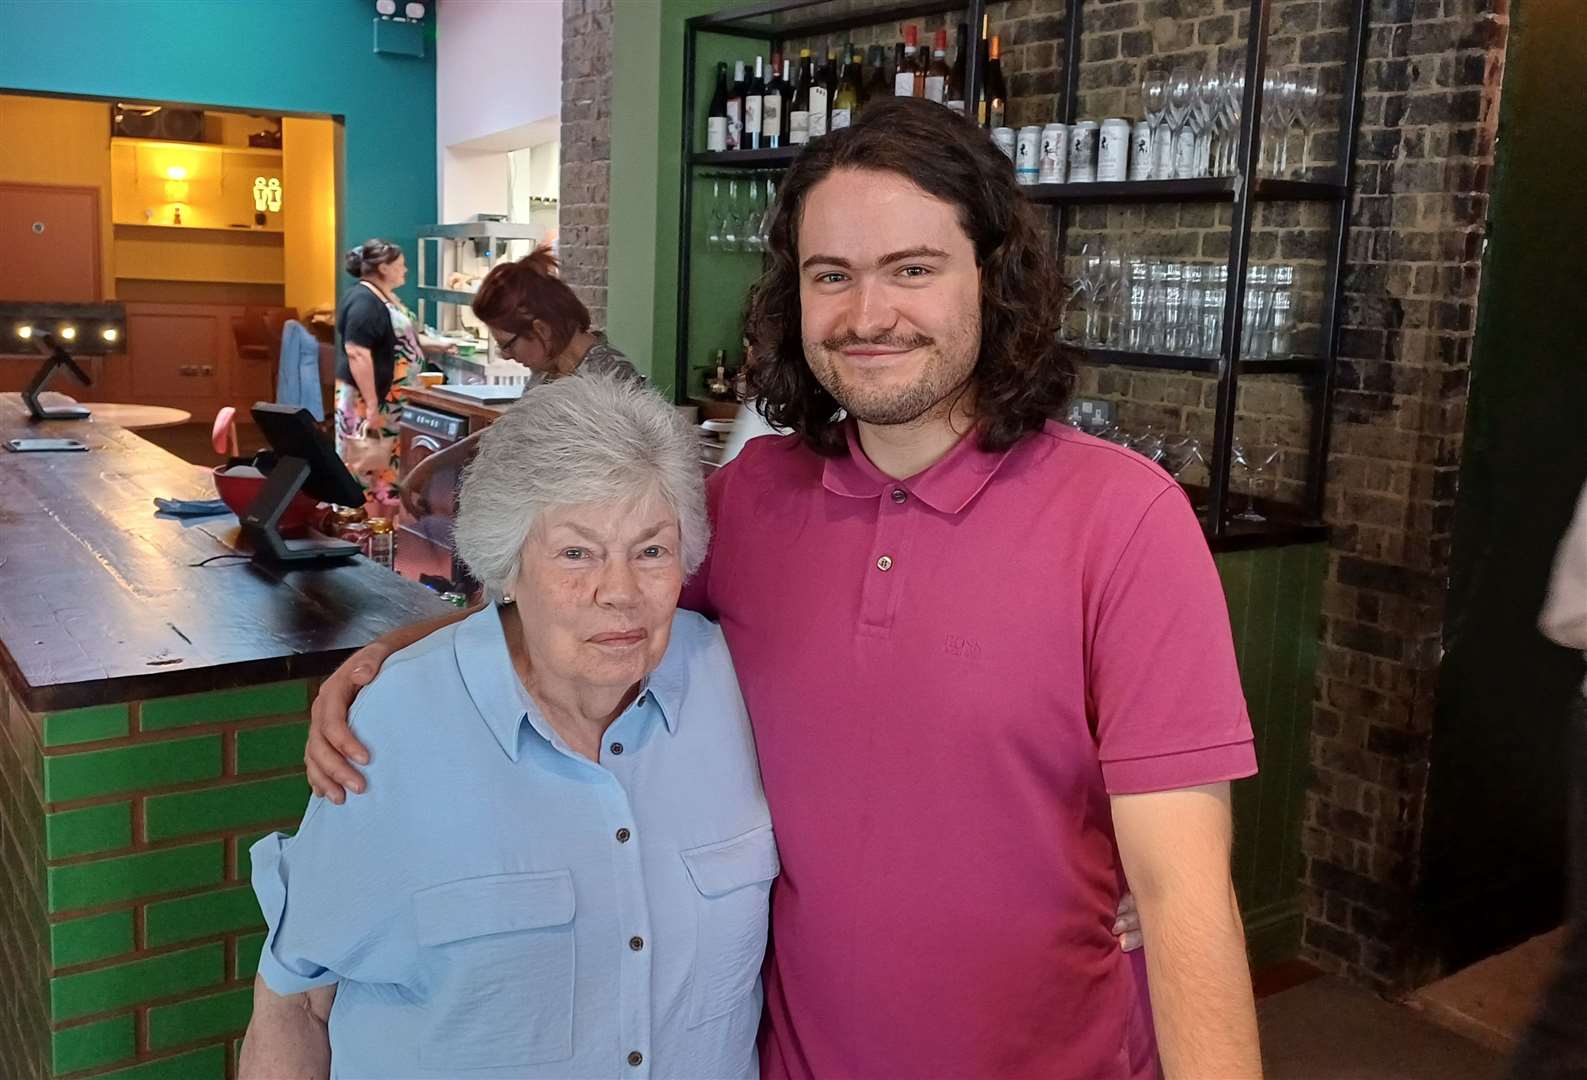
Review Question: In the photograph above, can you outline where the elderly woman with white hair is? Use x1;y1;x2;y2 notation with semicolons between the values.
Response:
240;371;777;1079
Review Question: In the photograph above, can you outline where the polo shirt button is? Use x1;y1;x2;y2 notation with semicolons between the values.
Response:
876;555;893;572
628;1051;644;1067
610;742;624;755
629;935;645;951
891;488;907;503
615;827;631;843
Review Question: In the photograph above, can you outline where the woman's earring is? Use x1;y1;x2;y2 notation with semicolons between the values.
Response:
500;592;515;606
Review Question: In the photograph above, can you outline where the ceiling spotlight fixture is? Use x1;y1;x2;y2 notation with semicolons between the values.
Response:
374;0;396;13
101;327;120;343
17;324;33;339
404;1;426;18
59;325;78;341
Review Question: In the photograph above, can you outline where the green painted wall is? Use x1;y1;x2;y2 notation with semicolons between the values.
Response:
1;0;438;310
1422;0;1587;971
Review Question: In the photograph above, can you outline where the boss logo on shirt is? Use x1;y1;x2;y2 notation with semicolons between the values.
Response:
943;634;983;660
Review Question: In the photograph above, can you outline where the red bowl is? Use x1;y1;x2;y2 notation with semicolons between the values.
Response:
212;466;320;534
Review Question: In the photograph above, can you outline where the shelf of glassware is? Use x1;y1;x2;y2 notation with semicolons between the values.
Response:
1026;176;1347;204
1085;347;1324;375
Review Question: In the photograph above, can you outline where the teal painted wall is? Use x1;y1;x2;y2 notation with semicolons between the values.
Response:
0;0;437;309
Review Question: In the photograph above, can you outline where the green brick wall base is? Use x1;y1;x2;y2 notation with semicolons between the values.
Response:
0;678;314;1078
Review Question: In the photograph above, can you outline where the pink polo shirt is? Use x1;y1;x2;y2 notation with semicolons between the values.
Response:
682;420;1256;1079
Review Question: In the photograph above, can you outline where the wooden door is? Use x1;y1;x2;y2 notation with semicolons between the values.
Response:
0;183;101;301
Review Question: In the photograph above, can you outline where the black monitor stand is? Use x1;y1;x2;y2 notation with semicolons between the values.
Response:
238;456;361;564
24;338;92;421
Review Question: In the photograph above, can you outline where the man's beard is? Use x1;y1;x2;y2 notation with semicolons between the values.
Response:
805;326;978;427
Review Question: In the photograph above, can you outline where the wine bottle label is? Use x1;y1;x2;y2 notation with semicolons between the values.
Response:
762;96;782;135
946;98;966;115
707;117;727;152
809;87;828;137
894;72;914;96
790;111;810;144
830;107;851;130
990;102;1006;129
924;76;946;104
744;97;762;143
726;100;742;150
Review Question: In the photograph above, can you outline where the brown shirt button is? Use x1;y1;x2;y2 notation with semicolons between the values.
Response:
629;935;645;951
615;828;631;843
628;1051;644;1067
610;742;624;755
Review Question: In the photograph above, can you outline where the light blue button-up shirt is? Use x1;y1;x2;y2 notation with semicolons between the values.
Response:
251;605;776;1079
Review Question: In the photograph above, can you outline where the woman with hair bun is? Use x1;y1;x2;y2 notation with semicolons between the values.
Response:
399;246;640;520
334;238;456;513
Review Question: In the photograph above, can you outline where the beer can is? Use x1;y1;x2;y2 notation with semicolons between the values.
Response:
1068;120;1099;184
1129;120;1154;181
992;126;1016;162
1098;118;1132;182
1016;125;1042;185
1039;123;1068;184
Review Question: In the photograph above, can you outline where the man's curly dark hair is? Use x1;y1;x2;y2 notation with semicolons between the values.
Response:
745;96;1079;456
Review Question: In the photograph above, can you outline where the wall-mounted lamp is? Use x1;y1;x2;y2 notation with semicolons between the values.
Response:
252;176;283;213
0;302;127;422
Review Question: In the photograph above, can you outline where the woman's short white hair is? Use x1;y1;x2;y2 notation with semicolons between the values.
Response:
453;370;709;599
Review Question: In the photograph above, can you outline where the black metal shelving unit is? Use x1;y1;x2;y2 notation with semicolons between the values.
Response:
677;0;1370;543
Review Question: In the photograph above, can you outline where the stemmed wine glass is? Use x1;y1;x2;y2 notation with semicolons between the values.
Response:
722;176;741;251
1232;442;1282;522
1219;67;1245;176
1195;68;1225;177
1292;68;1322;176
757;174;777;250
1141;70;1170;180
706;175;724;252
1167;66;1196;179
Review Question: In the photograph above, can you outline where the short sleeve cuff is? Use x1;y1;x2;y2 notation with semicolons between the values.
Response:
1100;739;1257;796
249;831;339;996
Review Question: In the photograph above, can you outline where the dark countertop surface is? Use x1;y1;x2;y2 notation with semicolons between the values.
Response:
0;394;452;712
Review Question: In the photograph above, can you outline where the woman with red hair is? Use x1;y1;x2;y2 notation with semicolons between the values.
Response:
401;247;639;518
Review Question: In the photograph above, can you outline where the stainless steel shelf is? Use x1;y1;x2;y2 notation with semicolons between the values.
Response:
417;286;480;306
416;222;543;240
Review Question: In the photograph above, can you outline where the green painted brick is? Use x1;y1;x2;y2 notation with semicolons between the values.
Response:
43;736;221;803
42;704;130;748
235;720;309;775
141;682;308;732
97;1044;227;1080
46;801;132;859
144;886;264;948
52;1014;135;1074
51;910;135;968
144;774;309;843
235;930;267;980
234;830;270;882
147;986;254;1050
49;842;223;914
51;942;224;1022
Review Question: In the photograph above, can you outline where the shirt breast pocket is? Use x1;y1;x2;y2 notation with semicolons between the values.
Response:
412;870;576;1068
681;825;779;1028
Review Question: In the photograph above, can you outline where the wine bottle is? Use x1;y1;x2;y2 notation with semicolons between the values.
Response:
985;35;1008;130
975;15;990;125
897;25;919;97
864;44;888;104
925;29;950;104
809;48;834;139
780;58;794;143
945;23;969;115
914;31;931;98
789;49;813;145
707;61;730;151
761;51;785;149
744;56;766;150
831;48;861;130
728;59;746;150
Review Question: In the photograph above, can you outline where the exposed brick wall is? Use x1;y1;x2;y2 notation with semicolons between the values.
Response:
560;0;616;329
0;681;315;1078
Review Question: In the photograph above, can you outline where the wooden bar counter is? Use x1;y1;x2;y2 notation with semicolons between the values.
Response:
0;393;451;1080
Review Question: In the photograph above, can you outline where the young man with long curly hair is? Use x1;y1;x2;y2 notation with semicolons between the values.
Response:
304;97;1260;1078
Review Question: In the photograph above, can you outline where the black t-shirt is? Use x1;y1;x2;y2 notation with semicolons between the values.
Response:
335;283;399;403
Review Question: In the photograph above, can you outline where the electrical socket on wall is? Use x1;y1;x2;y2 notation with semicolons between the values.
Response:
1066;397;1116;432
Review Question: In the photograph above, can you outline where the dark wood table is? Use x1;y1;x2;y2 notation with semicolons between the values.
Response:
0;392;451;712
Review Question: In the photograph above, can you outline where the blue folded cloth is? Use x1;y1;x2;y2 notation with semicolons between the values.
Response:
153;497;233;518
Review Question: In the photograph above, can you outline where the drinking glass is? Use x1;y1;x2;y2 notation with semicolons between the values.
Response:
1160;435;1203;484
1167;66;1196;179
1125;258;1151;351
1200;264;1227;356
706;175;723;252
1293;68;1322;176
757;174;777;250
1081;243;1107;344
1219;67;1245;176
1242;265;1273;360
1142;71;1170;180
1193;69;1221;178
1232;442;1281;522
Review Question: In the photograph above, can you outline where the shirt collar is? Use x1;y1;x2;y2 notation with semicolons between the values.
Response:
821;420;1016;514
453;605;687;762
